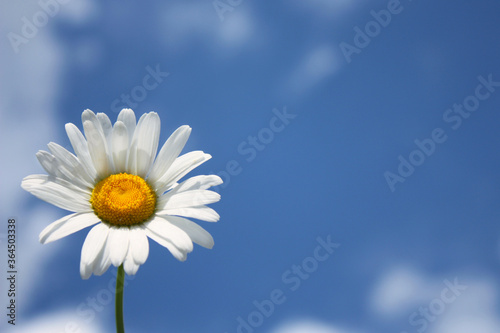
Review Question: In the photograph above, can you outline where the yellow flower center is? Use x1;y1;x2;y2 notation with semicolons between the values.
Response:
90;173;156;226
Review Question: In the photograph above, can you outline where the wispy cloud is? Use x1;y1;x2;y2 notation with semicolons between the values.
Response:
369;265;500;333
369;266;438;317
430;279;500;333
270;319;362;333
3;310;107;333
161;2;261;55
282;44;341;97
0;0;79;326
57;0;99;25
286;0;365;19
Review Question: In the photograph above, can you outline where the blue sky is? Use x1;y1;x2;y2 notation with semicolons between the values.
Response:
1;0;500;332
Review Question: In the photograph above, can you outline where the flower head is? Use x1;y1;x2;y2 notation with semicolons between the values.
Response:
22;109;222;279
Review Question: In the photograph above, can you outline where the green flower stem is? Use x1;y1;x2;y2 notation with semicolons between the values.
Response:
116;264;125;333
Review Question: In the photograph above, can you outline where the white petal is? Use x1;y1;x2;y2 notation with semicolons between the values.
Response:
169;175;223;193
157;175;223;207
22;175;91;212
137;112;160;177
145;228;187;261
123;251;140;275
128;112;160;177
65;123;97;181
144;216;193;253
129;226;149;265
83;120;113;178
148;125;191;184
47;142;94;189
93;236;112;276
36;151;64;179
81;223;109;265
97;112;113;143
155;151;212;193
80;224;109;279
117;108;136;146
163;216;214;249
82;109;110;158
107;227;130;267
111;121;129;172
80;261;93;280
39;212;100;244
126;113;147;175
82;109;102;133
93;255;111;276
39;213;74;242
160;190;220;209
157;205;220;222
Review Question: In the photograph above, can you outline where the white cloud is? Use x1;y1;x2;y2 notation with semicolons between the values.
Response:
58;0;100;25
1;10;64;215
161;2;260;55
0;0;77;327
283;44;341;97
287;0;365;19
369;266;438;318
3;310;107;333
270;271;500;333
432;316;500;333
4;207;64;310
370;266;500;333
270;319;361;333
430;279;500;333
1;8;64;218
217;9;253;46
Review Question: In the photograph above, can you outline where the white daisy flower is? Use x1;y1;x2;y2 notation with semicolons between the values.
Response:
22;109;222;279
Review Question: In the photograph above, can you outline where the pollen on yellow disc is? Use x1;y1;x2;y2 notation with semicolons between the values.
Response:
90;173;156;226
